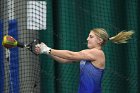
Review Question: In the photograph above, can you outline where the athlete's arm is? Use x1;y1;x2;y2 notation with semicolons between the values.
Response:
50;49;97;61
49;55;76;63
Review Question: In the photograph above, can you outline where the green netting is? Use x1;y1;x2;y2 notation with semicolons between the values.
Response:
40;0;139;93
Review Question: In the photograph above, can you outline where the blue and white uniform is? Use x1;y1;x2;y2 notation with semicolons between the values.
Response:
78;60;104;93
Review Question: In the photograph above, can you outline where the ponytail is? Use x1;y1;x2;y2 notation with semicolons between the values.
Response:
109;31;134;44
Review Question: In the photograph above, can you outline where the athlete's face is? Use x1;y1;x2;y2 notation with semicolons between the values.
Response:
87;31;101;49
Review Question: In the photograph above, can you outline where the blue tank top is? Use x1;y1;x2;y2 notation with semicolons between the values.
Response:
78;60;104;93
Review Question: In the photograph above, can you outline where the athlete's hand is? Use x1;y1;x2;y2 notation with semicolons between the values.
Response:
35;42;51;55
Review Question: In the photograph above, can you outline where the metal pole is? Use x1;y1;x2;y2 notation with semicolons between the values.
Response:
6;48;14;93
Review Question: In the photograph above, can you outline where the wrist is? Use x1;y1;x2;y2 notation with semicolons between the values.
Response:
48;48;51;54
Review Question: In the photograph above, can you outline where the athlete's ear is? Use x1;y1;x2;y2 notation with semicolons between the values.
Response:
97;38;103;45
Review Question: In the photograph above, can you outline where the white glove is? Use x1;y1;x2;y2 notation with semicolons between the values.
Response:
35;42;51;54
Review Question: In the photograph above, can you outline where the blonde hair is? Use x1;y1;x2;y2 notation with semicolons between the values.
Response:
91;28;134;45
